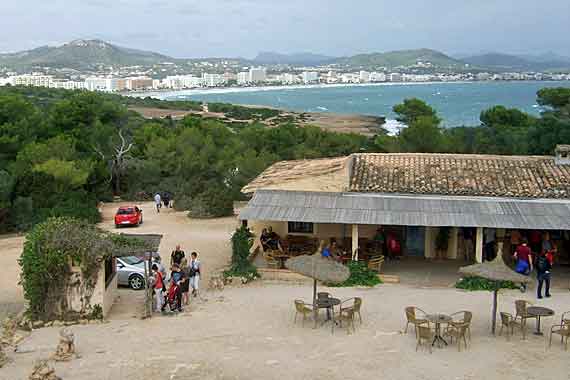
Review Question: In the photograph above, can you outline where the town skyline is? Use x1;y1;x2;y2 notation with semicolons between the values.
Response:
1;0;570;57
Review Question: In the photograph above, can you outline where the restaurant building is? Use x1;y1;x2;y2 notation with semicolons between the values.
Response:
239;146;570;266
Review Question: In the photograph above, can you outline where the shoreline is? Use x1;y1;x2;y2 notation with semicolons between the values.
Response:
126;80;568;100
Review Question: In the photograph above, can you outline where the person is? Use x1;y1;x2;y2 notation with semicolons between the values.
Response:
180;257;190;305
529;230;542;257
153;255;167;279
387;233;401;260
373;227;386;256
510;229;522;255
484;228;496;261
151;264;165;312
330;240;342;261
169;263;187;312
542;232;553;254
171;245;185;266
461;227;475;262
267;227;283;251
320;241;332;259
188;252;201;297
260;228;271;251
162;191;171;209
514;238;533;292
154;192;162;213
535;250;552;299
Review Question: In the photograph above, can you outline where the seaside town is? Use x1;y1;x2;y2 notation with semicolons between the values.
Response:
1;67;569;93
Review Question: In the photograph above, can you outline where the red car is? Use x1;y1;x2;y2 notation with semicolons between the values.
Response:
114;206;143;228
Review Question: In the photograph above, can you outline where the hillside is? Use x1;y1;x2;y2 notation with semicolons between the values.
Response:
0;39;174;70
254;51;335;65
335;49;465;69
463;52;570;72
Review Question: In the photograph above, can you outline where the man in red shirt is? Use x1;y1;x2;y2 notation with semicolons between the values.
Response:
152;264;164;312
514;238;533;292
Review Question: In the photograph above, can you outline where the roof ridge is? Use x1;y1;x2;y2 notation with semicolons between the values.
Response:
350;152;555;160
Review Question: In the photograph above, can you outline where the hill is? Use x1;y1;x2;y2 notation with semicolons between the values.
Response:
254;51;335;65
334;49;465;69
462;52;570;72
0;39;174;70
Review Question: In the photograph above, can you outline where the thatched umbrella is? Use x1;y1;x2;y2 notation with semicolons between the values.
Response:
286;254;350;326
459;243;531;334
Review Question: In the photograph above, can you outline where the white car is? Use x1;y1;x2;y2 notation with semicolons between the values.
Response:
116;256;146;290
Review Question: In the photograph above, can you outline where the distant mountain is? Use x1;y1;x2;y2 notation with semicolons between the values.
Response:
0;39;174;70
334;49;465;69
254;51;335;65
462;52;570;72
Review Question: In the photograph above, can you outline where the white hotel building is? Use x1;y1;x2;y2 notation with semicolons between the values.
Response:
11;74;53;87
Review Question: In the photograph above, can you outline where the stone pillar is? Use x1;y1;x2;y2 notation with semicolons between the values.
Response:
352;224;359;261
447;227;459;259
475;227;484;263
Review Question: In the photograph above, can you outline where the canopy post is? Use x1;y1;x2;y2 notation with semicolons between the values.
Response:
313;279;318;329
475;227;484;263
352;224;359;261
491;288;498;335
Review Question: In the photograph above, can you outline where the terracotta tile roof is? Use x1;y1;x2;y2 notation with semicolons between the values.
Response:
349;153;570;199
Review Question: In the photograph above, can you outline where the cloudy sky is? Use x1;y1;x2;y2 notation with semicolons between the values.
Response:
1;0;569;58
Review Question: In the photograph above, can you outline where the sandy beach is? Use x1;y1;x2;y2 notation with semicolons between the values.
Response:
2;202;570;380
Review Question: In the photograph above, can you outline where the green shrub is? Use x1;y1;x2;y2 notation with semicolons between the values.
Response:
187;187;233;218
455;276;518;291
330;261;382;287
223;226;260;283
11;196;35;231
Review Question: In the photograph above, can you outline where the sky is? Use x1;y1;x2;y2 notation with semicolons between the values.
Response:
1;0;569;59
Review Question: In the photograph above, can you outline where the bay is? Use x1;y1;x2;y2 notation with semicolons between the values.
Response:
161;81;570;127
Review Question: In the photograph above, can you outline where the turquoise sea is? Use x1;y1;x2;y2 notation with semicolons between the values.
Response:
162;81;570;127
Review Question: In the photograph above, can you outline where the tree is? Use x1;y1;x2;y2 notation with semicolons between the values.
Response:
399;116;446;153
537;87;570;114
393;98;440;125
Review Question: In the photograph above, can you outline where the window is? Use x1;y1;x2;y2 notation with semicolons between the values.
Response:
288;221;314;234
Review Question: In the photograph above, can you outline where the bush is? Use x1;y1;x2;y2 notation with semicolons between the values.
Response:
223;226;260;283
330;261;382;287
11;196;35;231
188;187;234;218
455;276;518;291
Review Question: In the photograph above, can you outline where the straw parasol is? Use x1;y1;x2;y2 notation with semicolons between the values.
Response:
459;242;530;334
286;254;350;326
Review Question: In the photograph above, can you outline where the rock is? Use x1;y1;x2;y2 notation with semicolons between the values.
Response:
265;360;279;366
52;321;63;328
44;322;53;328
0;346;9;368
63;321;76;326
79;319;88;325
32;321;45;329
28;360;61;380
52;328;76;362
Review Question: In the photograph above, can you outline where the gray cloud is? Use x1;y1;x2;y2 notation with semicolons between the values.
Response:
0;0;568;58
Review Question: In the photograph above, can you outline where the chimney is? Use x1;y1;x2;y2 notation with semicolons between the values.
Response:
555;145;570;165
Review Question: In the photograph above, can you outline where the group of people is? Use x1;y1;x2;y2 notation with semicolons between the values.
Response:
512;231;556;299
260;227;283;252
153;192;172;213
151;244;201;313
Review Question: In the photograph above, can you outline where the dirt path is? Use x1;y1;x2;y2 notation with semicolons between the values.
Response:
0;234;25;320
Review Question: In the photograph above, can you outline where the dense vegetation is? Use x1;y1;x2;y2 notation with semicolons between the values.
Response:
329;261;382;287
224;226;260;283
1;85;569;231
455;276;518;291
207;102;281;120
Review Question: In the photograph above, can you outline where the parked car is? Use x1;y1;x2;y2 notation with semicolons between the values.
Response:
116;256;146;290
114;206;143;228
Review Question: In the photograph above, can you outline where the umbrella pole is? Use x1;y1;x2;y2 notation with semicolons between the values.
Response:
313;279;318;329
491;288;498;335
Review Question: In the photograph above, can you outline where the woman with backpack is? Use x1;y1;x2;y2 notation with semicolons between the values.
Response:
536;250;552;299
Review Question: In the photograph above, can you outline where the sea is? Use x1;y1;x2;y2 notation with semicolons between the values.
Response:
157;81;570;127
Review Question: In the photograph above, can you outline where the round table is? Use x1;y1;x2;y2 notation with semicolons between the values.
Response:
527;306;554;335
317;298;341;322
426;314;452;347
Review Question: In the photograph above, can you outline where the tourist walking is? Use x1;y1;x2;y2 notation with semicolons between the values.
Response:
171;244;186;266
535;250;552;299
154;192;162;213
514;238;533;292
189;252;201;297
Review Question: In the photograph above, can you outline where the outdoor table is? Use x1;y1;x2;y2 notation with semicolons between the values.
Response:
426;314;452;347
316;297;341;322
526;306;555;336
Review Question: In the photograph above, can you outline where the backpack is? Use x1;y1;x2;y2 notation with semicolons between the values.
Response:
536;255;550;272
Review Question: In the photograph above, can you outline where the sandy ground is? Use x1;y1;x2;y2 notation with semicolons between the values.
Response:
3;204;570;379
0;234;25;320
